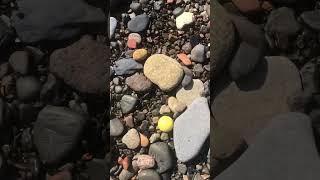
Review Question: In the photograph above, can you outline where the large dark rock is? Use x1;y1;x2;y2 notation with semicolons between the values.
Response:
50;35;108;95
229;15;266;80
12;0;106;42
33;106;86;164
211;56;302;159
215;112;320;180
211;0;235;80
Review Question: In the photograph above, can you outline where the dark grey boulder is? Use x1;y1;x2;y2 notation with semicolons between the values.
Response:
229;15;266;80
211;0;236;80
12;0;106;42
215;112;320;180
33;106;86;164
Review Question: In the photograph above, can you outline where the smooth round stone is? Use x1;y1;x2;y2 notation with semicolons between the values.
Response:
136;155;155;169
176;79;204;106
138;169;161;180
144;54;184;91
110;17;117;38
16;76;41;102
133;49;148;61
127;14;150;32
301;10;320;31
110;118;124;136
128;33;142;44
130;2;141;11
173;7;184;16
125;73;153;92
148;142;174;173
33;106;86;164
191;44;205;63
9;51;30;75
168;97;186;113
114;58;143;76
176;12;194;29
122;128;140;149
120;95;137;114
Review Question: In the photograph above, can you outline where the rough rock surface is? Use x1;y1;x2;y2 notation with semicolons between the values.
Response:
50;35;108;95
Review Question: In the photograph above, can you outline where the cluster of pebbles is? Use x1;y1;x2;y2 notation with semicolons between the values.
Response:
109;0;210;179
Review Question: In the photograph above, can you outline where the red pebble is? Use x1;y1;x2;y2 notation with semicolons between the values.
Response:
127;38;137;49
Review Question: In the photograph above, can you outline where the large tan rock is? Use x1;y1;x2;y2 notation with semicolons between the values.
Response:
211;56;302;159
144;54;183;91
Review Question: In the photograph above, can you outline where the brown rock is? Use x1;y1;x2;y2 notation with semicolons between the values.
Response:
211;56;302;159
124;115;135;128
49;35;108;94
232;0;261;13
125;73;153;92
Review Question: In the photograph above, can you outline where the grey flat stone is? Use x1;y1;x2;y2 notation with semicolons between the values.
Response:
174;97;210;162
127;14;149;33
114;58;143;76
215;112;320;180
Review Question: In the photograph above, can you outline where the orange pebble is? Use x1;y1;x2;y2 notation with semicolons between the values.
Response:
127;38;137;49
122;156;130;170
140;133;149;147
177;53;192;66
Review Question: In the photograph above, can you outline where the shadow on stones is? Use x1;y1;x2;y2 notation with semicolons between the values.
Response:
210;57;269;178
235;57;268;91
211;142;248;178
